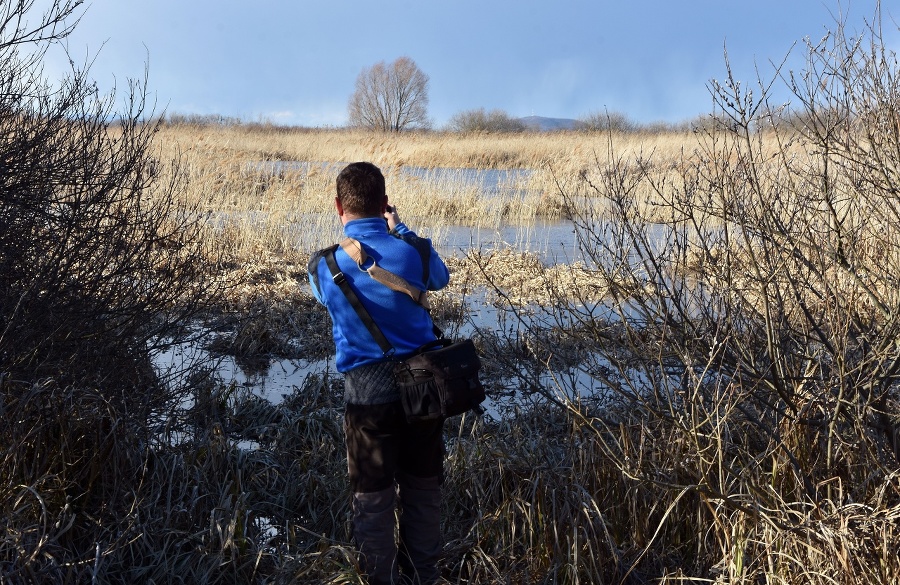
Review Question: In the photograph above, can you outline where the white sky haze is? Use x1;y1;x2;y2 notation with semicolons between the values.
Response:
36;0;897;127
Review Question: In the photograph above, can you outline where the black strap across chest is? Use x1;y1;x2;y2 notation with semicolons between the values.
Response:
323;246;394;355
310;234;443;357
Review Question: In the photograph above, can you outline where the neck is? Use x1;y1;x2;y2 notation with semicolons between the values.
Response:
341;212;380;225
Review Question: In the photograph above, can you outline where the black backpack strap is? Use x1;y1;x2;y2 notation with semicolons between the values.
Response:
323;246;395;356
392;233;444;338
308;244;338;296
394;233;432;286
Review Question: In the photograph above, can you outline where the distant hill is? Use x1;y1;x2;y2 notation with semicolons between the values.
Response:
518;115;580;131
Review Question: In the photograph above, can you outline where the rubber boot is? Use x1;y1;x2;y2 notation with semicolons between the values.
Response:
352;487;400;585
397;474;442;585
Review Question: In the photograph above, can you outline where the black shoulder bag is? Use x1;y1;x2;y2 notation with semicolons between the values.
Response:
323;237;485;422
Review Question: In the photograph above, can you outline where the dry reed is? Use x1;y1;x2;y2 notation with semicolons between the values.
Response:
150;123;703;266
6;5;900;584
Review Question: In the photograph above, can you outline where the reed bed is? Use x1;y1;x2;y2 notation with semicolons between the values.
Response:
9;360;888;583
6;9;900;584
131;86;900;584
7;124;896;583
151;123;704;265
155;124;694;172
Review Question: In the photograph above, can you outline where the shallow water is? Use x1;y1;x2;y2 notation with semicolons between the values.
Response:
395;165;534;197
436;220;582;263
181;161;611;409
154;333;332;404
273;213;582;263
249;161;580;262
154;292;606;421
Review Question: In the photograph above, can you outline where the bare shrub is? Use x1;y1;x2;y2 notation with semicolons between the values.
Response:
163;111;244;127
0;2;229;580
578;110;638;133
447;108;527;133
473;6;900;583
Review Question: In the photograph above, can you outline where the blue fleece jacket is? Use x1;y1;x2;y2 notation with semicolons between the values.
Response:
309;217;450;372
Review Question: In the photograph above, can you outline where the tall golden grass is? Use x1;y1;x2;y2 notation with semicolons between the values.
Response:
154;123;694;171
143;97;900;582
152;123;713;263
7;10;896;582
7;2;900;584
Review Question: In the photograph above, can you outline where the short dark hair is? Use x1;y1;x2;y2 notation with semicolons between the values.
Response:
336;162;385;216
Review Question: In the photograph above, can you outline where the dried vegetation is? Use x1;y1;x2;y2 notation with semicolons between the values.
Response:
3;2;900;584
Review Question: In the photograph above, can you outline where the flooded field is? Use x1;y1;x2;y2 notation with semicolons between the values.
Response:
236;160;584;261
253;161;534;196
169;162;614;408
155;288;605;419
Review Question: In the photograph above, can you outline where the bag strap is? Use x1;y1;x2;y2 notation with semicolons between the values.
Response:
339;238;430;310
307;244;337;295
341;237;444;338
323;237;445;357
324;246;394;356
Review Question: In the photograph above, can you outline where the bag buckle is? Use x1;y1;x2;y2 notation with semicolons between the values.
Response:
332;271;347;286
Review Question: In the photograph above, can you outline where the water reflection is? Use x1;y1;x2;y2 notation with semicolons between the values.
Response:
238;160;586;263
176;158;609;410
153;291;607;420
277;215;581;263
436;220;582;263
396;165;533;196
155;335;334;404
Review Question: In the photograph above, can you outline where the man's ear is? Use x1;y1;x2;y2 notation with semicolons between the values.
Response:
335;197;344;216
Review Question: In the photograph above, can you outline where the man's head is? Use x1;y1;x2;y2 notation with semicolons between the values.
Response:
335;162;387;219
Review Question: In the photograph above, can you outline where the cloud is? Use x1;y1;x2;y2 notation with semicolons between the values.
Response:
267;101;347;128
508;59;586;117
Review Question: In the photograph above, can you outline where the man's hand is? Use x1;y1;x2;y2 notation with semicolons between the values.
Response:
384;204;400;230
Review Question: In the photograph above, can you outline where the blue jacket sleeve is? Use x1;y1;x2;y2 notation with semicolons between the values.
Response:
428;250;450;291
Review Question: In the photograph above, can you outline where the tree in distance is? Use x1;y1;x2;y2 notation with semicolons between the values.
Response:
577;110;638;132
447;108;527;133
348;56;430;132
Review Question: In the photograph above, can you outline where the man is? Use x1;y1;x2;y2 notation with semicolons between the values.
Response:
308;162;450;585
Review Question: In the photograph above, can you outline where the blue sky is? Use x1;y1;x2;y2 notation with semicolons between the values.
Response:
37;0;894;127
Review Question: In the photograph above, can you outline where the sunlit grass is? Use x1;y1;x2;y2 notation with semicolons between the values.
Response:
125;120;899;584
155;124;695;170
153;124;719;264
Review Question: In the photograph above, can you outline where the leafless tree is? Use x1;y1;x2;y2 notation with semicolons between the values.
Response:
347;56;430;131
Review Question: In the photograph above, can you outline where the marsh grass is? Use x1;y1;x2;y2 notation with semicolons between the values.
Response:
115;47;900;583
457;11;900;584
7;5;900;585
157;123;693;172
153;122;696;264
